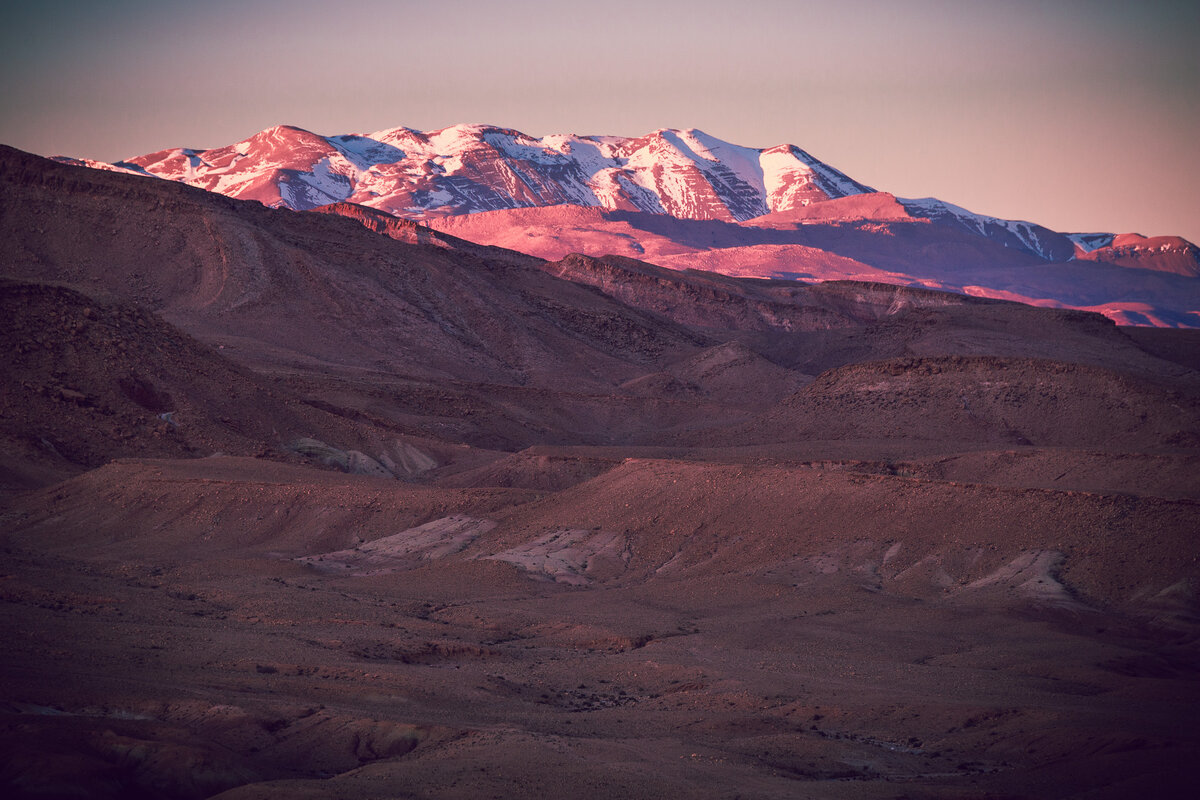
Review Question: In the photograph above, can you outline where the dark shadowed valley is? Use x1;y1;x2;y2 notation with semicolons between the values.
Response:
2;145;1199;799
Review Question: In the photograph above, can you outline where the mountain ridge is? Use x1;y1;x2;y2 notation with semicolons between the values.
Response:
98;123;875;223
47;124;1200;327
69;122;1190;252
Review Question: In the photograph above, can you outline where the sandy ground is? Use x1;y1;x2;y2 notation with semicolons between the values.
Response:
2;456;1198;799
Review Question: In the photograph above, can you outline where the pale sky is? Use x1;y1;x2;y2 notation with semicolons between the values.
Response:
2;0;1197;242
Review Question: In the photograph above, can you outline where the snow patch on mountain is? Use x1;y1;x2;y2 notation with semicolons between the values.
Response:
900;197;1074;261
278;158;353;210
51;156;154;179
327;134;406;170
1066;233;1117;255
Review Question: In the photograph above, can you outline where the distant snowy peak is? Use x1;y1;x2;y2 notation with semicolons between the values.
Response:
1071;233;1200;277
52;155;152;179
898;198;1075;262
117;123;875;223
87;123;1196;273
895;199;1200;272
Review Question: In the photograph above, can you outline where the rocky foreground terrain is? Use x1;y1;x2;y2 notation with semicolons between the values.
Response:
2;145;1199;798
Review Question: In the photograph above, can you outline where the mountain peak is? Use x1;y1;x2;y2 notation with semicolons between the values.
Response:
244;124;325;148
92;122;1197;289
263;123;314;136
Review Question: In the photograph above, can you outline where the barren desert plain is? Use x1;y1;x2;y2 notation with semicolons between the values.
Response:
2;145;1200;799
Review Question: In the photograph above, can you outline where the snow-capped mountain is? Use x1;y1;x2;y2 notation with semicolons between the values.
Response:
60;123;1199;326
87;123;1192;268
103;124;875;223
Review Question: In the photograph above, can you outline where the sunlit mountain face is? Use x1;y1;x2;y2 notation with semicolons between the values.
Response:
68;123;1200;328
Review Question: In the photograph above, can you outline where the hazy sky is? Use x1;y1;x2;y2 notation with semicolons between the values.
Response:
2;0;1198;242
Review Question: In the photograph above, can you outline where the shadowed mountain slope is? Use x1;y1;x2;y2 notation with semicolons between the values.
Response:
724;355;1200;452
427;204;1200;327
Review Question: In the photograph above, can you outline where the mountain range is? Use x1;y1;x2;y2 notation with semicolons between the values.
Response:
65;123;1200;327
4;131;1200;800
